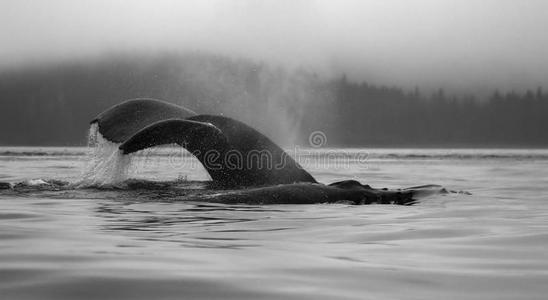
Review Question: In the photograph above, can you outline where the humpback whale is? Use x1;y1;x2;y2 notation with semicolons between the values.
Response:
89;98;444;204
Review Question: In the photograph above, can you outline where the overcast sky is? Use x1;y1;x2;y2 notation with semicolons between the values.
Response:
1;0;547;93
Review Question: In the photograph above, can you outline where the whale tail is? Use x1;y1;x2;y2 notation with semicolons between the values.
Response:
92;98;316;187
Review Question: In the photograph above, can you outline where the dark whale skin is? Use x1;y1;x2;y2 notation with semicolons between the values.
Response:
198;181;444;205
91;98;196;143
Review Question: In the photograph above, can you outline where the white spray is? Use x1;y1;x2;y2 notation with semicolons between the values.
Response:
76;123;133;187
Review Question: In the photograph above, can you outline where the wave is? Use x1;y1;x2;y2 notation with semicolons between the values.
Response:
0;177;458;206
291;149;548;160
0;177;207;192
2;146;548;160
376;153;548;160
0;150;87;156
0;146;192;157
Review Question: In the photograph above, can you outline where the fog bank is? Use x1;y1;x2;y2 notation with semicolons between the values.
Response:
1;0;547;94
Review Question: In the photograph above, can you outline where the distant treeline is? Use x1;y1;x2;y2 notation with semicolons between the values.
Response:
316;77;548;146
1;53;547;147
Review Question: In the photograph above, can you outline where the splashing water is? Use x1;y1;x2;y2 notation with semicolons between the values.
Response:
73;124;207;188
77;124;133;187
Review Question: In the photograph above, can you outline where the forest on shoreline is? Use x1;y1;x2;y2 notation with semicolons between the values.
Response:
1;53;547;147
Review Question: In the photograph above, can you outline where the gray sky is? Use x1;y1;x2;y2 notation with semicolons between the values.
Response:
1;0;547;93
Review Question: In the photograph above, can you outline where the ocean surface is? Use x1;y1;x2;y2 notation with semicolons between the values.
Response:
1;146;548;299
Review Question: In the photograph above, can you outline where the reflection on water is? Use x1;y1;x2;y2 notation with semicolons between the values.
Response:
1;148;548;299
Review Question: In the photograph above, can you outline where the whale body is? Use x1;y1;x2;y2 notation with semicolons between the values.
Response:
87;98;445;204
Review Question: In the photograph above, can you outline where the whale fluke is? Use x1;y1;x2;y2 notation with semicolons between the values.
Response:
91;98;196;143
92;98;316;187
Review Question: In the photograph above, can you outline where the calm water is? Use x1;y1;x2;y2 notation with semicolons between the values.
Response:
1;147;548;299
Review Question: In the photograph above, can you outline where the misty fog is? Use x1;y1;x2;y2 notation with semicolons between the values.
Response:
2;0;547;93
1;0;547;146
